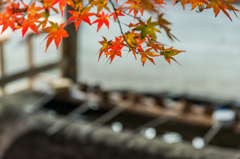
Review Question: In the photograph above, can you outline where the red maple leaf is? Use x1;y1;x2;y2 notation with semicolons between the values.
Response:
0;12;16;33
110;7;125;21
67;6;95;31
107;36;125;63
55;0;74;16
21;14;42;38
92;11;110;32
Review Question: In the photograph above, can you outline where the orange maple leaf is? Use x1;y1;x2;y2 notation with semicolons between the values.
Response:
21;14;42;38
172;0;186;10
1;19;15;33
92;11;110;32
124;31;145;59
123;0;145;18
0;11;16;33
186;0;208;12
98;36;112;61
110;7;125;21
146;38;163;52
67;6;95;31
6;2;27;15
205;0;239;21
27;1;43;15
140;48;160;66
90;0;110;13
56;0;74;16
43;22;68;52
41;0;59;13
0;2;27;33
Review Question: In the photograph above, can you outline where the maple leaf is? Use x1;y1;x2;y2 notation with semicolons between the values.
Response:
0;12;5;25
158;13;177;41
0;12;16;33
57;0;74;16
98;36;112;61
74;0;83;10
152;0;167;6
67;6;95;31
6;2;27;15
186;0;208;12
27;1;43;15
133;17;161;41
92;11;110;32
124;31;144;59
21;14;41;38
124;22;140;28
107;36;125;63
90;0;110;13
160;46;185;66
123;0;145;18
205;0;239;21
43;22;68;52
110;7;125;21
1;19;15;33
0;2;27;33
146;38;163;52
41;0;59;13
140;48;160;66
139;0;159;13
172;0;186;10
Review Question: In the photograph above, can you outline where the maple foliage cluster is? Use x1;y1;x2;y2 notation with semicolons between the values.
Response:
0;0;239;66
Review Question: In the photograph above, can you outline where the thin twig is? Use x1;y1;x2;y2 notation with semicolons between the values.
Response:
121;10;141;20
22;0;35;18
108;0;135;50
80;2;90;12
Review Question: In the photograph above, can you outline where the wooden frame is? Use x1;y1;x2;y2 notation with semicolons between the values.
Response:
0;13;77;92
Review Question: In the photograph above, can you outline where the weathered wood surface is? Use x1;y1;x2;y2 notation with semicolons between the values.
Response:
0;90;240;159
61;5;78;83
0;61;66;86
0;90;44;159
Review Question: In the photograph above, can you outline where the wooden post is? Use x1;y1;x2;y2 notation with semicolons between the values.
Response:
27;34;34;88
0;42;5;93
62;5;78;83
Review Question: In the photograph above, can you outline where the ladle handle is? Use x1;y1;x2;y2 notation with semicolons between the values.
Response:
203;122;223;145
81;101;131;136
46;102;89;135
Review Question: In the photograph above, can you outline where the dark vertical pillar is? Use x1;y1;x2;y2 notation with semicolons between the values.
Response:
0;42;5;93
27;34;34;88
62;5;78;83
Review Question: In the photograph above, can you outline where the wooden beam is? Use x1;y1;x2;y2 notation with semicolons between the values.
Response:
0;61;66;86
61;5;78;83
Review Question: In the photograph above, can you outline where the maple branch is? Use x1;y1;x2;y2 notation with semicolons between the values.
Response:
108;0;138;52
22;0;34;18
121;11;141;20
80;2;90;12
